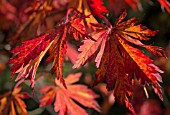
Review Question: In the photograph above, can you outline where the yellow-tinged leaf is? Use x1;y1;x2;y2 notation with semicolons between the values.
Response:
12;87;21;95
10;101;16;115
40;86;56;107
14;97;27;115
76;91;93;98
0;97;7;114
0;87;29;115
68;0;98;30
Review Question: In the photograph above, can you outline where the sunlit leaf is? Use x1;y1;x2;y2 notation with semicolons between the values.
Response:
74;10;165;114
8;8;90;89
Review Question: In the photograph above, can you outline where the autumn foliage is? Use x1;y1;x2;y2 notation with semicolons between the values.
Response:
40;73;100;115
0;0;170;115
0;87;30;115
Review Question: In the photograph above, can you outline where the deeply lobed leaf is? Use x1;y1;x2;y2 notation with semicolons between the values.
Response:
8;8;91;89
74;10;166;114
40;73;100;115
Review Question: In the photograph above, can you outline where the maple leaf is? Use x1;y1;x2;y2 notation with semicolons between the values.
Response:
86;0;108;18
39;73;100;115
0;87;30;115
8;8;92;89
68;0;98;30
46;9;92;87
74;11;166;114
8;33;54;89
73;29;108;68
66;9;91;41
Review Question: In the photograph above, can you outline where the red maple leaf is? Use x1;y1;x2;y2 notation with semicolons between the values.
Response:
74;10;166;114
0;87;30;115
8;33;54;89
8;8;91;89
87;0;108;18
39;73;100;115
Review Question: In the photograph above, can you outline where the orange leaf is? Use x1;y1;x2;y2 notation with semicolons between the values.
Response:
0;87;30;115
40;73;100;115
68;0;98;30
74;10;166;114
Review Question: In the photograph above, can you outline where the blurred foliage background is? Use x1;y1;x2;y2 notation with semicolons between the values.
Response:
0;0;170;115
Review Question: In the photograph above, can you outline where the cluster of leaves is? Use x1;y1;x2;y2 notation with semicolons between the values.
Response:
73;10;166;114
0;0;169;114
8;8;91;89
